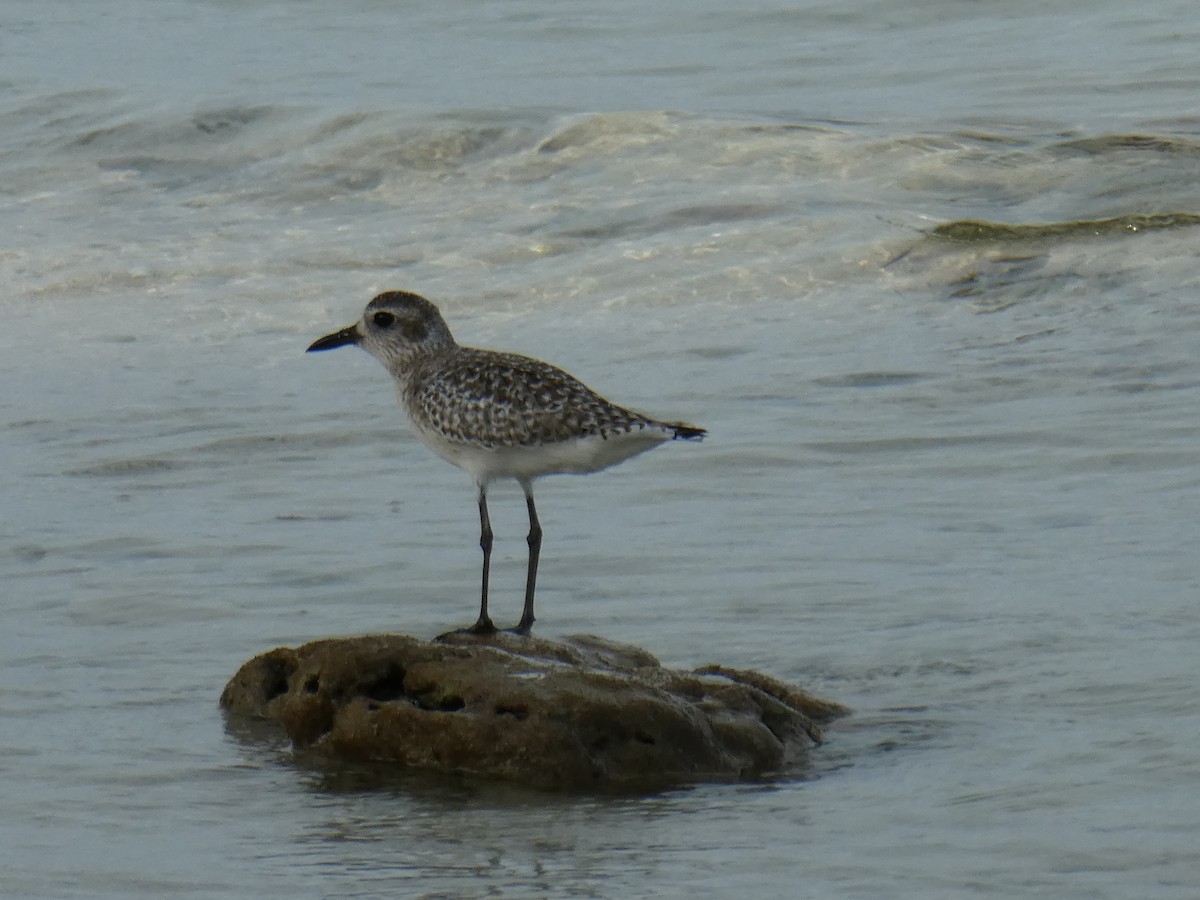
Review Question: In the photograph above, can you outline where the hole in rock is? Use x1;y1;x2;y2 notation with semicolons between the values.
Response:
262;658;294;702
413;693;465;712
362;665;407;702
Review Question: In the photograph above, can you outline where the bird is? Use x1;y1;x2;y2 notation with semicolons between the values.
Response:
306;290;705;635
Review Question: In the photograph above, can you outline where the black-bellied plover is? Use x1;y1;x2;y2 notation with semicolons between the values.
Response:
307;290;705;635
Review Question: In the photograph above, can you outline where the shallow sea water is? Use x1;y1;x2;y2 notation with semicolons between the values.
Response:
3;1;1200;897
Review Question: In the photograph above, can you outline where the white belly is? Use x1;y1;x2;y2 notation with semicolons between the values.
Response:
413;425;672;485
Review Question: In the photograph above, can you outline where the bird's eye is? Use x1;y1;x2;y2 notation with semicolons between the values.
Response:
372;311;396;328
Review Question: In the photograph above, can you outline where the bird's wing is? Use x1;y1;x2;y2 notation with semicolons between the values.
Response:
412;350;646;447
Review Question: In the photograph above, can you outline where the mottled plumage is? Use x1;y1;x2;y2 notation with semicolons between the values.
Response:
307;290;705;634
406;348;655;449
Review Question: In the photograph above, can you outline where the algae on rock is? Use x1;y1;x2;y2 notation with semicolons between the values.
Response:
221;632;849;792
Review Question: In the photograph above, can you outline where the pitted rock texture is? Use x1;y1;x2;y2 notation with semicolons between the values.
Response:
220;632;849;792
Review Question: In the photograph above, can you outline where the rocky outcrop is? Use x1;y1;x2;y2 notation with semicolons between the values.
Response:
221;632;849;792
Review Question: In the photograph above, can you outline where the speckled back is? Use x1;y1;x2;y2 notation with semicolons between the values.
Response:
404;347;655;449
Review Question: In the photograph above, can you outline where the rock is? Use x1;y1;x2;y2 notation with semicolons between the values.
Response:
220;632;849;792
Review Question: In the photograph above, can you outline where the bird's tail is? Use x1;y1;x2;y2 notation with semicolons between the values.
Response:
668;422;707;441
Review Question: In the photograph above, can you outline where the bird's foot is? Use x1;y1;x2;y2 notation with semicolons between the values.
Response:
504;617;534;637
435;616;497;641
468;616;498;635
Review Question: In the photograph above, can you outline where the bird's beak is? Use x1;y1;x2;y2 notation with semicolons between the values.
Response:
307;324;362;352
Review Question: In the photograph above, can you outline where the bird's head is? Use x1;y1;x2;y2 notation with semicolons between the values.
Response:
307;290;457;370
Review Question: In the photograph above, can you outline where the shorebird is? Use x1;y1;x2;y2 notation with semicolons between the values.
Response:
307;290;705;634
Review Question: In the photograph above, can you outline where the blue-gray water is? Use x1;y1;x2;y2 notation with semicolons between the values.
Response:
3;1;1199;897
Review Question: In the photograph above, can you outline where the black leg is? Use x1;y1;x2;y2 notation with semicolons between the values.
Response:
470;484;496;634
513;481;541;635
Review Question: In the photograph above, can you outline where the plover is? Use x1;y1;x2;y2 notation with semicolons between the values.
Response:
307;290;705;635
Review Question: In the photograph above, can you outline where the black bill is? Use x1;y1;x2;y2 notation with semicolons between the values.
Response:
306;324;362;352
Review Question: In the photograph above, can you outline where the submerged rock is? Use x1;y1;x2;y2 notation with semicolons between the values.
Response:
220;632;849;792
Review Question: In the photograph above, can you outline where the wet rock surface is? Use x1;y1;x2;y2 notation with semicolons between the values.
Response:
221;632;849;792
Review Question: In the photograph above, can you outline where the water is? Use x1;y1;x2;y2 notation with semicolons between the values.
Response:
3;1;1199;896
